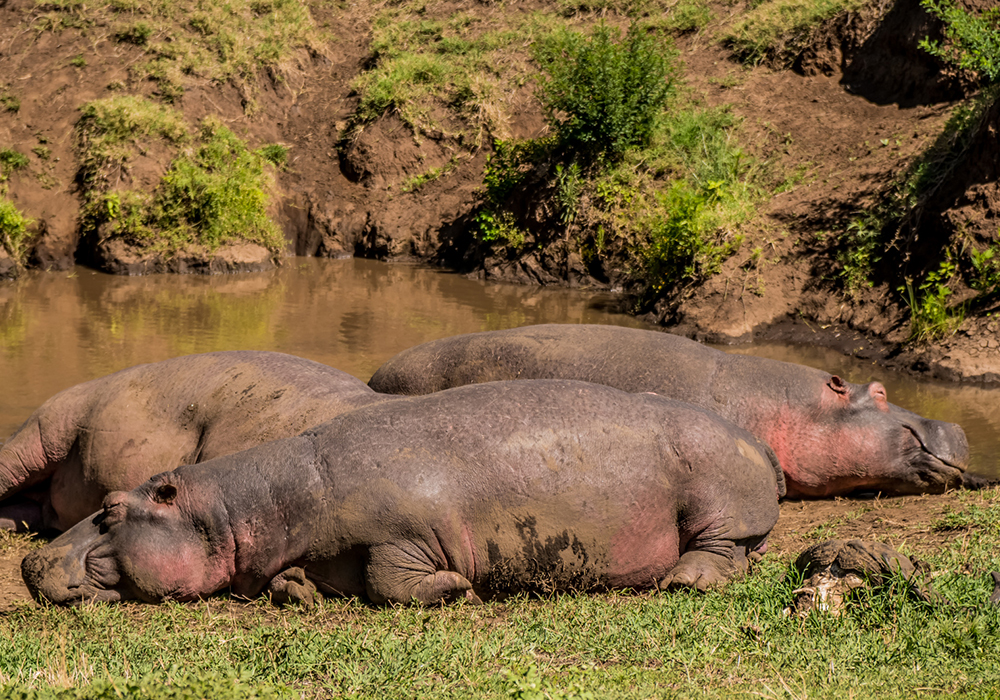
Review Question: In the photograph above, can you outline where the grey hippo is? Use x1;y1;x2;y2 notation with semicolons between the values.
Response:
0;351;389;532
367;324;972;498
22;380;784;605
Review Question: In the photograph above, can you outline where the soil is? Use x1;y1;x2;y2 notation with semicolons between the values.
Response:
0;0;998;380
1;488;993;611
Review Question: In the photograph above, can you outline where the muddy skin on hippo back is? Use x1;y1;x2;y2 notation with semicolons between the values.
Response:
367;324;972;498
22;380;784;606
0;351;391;533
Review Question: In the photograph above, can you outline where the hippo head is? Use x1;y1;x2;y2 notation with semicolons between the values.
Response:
767;376;970;498
21;472;235;605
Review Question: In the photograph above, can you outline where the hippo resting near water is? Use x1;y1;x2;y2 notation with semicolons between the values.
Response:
22;380;784;606
368;324;973;498
1;351;388;533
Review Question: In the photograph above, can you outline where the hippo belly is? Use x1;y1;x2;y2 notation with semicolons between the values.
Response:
22;380;784;606
367;324;971;498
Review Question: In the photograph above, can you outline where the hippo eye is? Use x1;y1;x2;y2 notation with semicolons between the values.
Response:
154;483;178;504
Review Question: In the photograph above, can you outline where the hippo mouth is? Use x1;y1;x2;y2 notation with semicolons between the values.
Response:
902;424;967;473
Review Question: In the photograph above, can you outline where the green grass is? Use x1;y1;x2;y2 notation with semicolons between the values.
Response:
30;0;325;112
349;8;556;139
3;491;1000;697
0;148;30;181
723;0;867;65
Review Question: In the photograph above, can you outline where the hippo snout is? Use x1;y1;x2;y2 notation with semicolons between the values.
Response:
20;512;130;605
926;420;970;470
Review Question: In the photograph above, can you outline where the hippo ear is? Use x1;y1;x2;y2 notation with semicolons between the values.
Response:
153;483;178;505
827;375;849;396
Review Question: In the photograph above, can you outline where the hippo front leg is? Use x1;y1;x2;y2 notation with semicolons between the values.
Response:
267;567;322;607
365;542;482;605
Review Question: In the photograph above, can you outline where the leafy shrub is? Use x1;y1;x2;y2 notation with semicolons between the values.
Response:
84;119;283;254
0;197;34;265
639;181;741;292
475;137;554;246
920;0;1000;84
534;23;676;162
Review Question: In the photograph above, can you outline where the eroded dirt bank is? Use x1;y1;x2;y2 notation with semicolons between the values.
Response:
0;0;998;381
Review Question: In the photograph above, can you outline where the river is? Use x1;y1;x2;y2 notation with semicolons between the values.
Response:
1;257;997;478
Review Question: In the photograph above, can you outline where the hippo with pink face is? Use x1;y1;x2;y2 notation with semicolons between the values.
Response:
1;351;389;532
22;380;784;606
367;324;972;498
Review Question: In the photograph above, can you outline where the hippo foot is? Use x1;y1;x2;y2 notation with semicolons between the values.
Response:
268;567;322;607
658;551;738;592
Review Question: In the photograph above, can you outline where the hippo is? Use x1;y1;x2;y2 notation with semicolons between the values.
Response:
1;351;390;533
367;324;972;498
22;380;784;606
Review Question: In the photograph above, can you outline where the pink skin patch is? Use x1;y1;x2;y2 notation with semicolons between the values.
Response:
609;501;681;588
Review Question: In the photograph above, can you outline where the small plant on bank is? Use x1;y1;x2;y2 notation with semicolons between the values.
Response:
838;215;883;293
0;148;30;180
533;23;676;163
970;238;1000;297
900;257;965;341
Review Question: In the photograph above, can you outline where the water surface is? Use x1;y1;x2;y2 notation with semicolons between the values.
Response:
1;257;996;478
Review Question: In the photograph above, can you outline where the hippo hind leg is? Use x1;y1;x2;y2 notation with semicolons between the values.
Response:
659;535;767;592
365;542;481;605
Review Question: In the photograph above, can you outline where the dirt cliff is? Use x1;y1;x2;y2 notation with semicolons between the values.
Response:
0;0;997;380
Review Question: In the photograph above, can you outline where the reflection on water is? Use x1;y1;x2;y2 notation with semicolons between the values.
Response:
1;258;997;478
0;258;649;440
721;343;1000;479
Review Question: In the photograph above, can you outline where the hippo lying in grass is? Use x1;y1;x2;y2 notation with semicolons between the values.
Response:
368;324;972;498
1;351;389;533
22;380;784;606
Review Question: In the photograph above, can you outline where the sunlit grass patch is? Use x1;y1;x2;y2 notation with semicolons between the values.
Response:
722;0;867;65
30;0;326;112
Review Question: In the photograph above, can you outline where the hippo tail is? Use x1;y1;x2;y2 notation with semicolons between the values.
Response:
762;442;786;499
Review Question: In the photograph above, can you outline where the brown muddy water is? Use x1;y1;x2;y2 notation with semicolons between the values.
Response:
1;257;998;479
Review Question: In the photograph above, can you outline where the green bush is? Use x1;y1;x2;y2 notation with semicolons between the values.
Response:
900;258;964;341
0;197;33;265
534;23;676;162
639;180;741;292
84;119;284;254
920;0;1000;84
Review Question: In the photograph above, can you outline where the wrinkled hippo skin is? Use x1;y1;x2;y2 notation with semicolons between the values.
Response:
22;380;784;606
368;324;972;498
1;351;389;532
